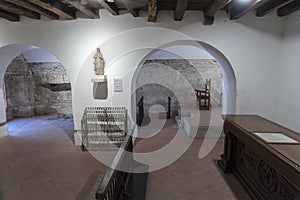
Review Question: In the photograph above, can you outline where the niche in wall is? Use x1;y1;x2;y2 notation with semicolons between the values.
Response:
136;59;223;117
4;54;72;120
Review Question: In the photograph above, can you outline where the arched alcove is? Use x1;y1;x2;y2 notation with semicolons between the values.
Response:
0;44;74;139
131;40;236;124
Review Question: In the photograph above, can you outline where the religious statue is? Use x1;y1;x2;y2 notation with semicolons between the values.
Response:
93;48;105;75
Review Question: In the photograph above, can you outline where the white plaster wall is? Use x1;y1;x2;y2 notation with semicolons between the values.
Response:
0;10;284;133
275;11;300;132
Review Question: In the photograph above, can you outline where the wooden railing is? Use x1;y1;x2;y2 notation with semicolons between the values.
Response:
136;96;144;126
95;134;133;200
167;96;171;119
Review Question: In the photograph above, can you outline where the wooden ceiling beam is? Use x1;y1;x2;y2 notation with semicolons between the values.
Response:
205;0;231;16
63;0;99;19
230;0;262;20
26;0;74;20
0;8;19;21
174;0;189;21
97;0;119;15
0;1;40;19
4;0;58;20
121;1;139;17
204;0;231;25
277;0;300;17
256;0;293;17
148;0;157;22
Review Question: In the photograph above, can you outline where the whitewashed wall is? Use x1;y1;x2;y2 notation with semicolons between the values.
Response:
274;11;300;132
0;10;286;137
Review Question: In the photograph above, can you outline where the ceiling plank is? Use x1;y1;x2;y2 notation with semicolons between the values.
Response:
63;0;99;19
256;0;293;17
277;0;300;17
174;0;189;21
0;8;19;21
4;0;58;20
148;0;157;22
0;1;40;19
97;0;119;15
26;0;74;20
230;0;262;20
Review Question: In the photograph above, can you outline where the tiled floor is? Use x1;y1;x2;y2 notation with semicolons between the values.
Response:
135;106;251;200
0;111;250;200
0;115;107;200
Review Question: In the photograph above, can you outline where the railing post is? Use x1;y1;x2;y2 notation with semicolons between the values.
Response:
167;97;171;119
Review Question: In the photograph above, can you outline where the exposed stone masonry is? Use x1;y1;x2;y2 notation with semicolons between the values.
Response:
4;55;72;120
136;59;223;116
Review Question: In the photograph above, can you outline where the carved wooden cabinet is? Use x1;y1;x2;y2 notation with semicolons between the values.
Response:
219;115;300;200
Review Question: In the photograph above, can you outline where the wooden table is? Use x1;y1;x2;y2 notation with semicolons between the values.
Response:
218;115;300;200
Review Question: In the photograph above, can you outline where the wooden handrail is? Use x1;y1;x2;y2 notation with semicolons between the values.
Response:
95;132;133;200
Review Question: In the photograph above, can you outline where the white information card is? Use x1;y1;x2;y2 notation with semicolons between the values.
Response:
253;132;299;143
113;78;123;92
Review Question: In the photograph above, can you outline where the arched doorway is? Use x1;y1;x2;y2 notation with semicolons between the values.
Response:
0;44;74;141
131;40;236;127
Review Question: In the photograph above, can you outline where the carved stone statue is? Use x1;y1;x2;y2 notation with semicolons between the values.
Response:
93;48;105;75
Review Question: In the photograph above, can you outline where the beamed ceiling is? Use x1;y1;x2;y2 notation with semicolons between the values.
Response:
0;0;299;25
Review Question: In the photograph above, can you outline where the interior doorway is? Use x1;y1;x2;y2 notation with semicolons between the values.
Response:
0;44;74;142
130;40;236;143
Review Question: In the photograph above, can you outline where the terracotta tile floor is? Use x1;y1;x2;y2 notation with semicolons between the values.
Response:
0;115;107;200
0;111;250;200
135;107;251;200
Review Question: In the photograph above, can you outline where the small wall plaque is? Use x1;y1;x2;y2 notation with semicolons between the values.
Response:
113;78;123;92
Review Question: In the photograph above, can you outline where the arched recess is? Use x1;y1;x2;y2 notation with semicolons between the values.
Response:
0;43;73;138
131;40;236;122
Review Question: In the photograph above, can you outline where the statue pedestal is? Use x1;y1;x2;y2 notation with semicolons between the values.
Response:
92;75;107;99
91;75;107;83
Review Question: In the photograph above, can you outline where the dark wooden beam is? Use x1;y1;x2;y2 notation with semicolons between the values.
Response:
277;0;300;17
205;0;231;16
148;0;157;22
203;15;214;25
0;8;19;21
121;1;139;17
204;0;231;25
27;0;74;20
174;0;189;21
230;0;262;20
97;0;119;15
129;8;139;17
4;0;58;20
63;0;99;18
0;1;40;19
256;0;292;17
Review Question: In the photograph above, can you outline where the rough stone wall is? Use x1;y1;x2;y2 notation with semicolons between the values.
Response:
5;55;35;119
30;62;72;116
136;59;223;116
4;55;72;120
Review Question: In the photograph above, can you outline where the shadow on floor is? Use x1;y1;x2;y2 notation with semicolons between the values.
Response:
213;159;251;200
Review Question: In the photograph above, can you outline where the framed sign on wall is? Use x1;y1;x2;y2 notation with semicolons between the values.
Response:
113;78;123;92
